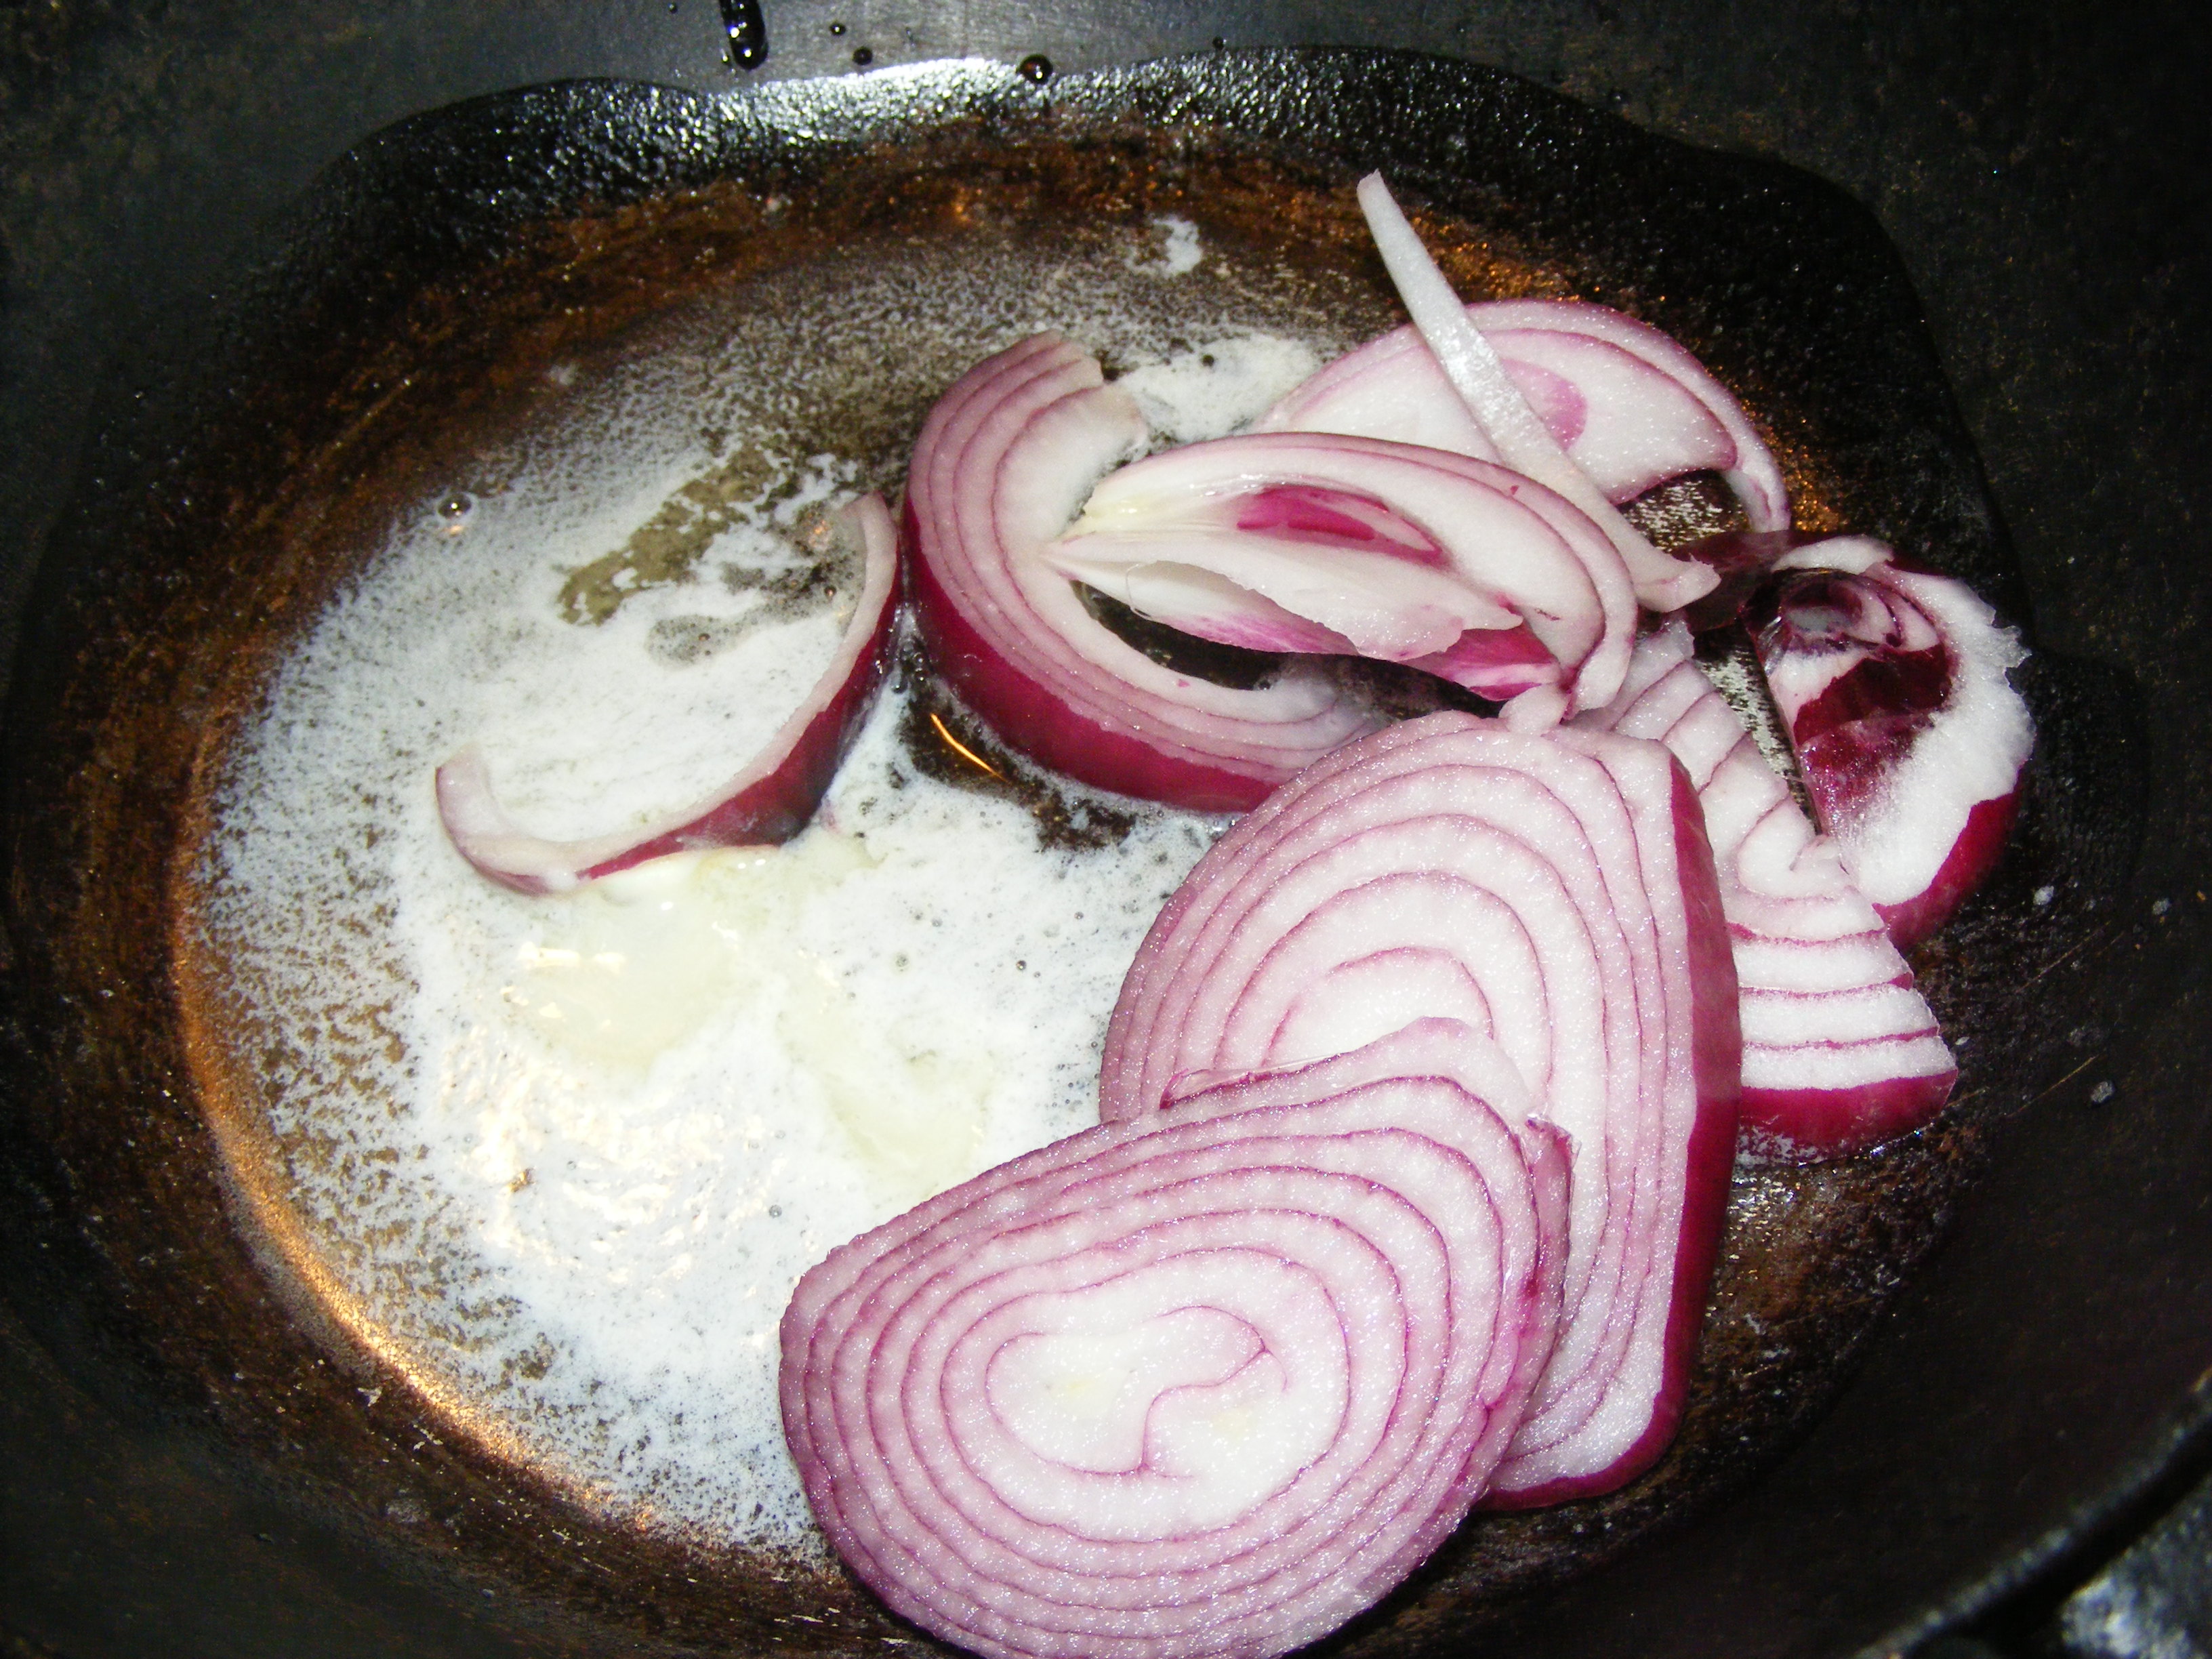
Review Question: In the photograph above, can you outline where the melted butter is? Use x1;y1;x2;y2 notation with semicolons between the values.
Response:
505;834;998;1204
510;840;862;1067
190;304;1322;1552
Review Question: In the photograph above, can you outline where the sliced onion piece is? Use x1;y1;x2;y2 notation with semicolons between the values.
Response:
1477;300;1792;531
1099;713;1740;1504
1049;437;1637;710
906;334;1381;812
1351;176;1720;614
1753;545;2032;947
1580;623;1954;1159
1265;300;1791;539
781;1053;1565;1659
1164;1017;1576;1499
435;491;901;894
1047;486;1519;661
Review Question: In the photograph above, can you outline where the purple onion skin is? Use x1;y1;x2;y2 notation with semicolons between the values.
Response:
904;499;1296;812
1738;1069;1961;1164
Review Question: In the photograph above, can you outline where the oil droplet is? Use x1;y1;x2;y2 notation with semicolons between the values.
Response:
717;0;767;68
851;45;873;66
438;493;474;533
1017;54;1053;85
828;19;846;35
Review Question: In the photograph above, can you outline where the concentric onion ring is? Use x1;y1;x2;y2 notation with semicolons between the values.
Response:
781;1046;1566;1659
1581;622;1955;1159
1100;714;1740;1503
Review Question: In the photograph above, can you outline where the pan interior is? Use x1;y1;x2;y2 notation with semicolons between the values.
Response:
33;77;2114;1650
176;178;1423;1553
171;125;1953;1582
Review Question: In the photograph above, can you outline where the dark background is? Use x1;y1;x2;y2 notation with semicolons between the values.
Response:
3;4;2209;1656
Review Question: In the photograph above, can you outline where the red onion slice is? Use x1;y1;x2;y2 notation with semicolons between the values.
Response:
1753;543;2033;946
781;1051;1565;1659
1047;436;1637;710
1265;300;1790;539
435;491;901;893
1351;176;1720;614
1477;300;1793;532
1581;623;1955;1159
906;334;1381;812
1046;486;1519;660
1099;714;1740;1503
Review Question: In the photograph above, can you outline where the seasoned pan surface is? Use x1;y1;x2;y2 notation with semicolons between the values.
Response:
0;46;2179;1659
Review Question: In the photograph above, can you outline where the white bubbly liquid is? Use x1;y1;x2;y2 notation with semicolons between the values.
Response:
188;213;1349;1553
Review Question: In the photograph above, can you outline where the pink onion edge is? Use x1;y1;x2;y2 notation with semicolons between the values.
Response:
1483;756;1742;1508
1738;1065;1961;1164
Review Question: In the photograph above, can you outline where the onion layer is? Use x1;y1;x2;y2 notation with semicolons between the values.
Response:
435;491;901;893
1581;623;1954;1159
1099;714;1740;1503
781;1044;1566;1659
1265;300;1790;537
1341;177;1721;614
1048;433;1637;712
1753;542;2032;946
905;333;1380;813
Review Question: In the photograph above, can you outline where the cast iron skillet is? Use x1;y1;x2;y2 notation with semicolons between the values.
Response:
3;12;2207;1659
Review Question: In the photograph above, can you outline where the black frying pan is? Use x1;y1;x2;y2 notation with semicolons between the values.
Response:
3;8;2207;1658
